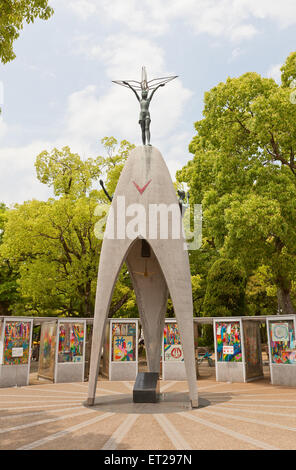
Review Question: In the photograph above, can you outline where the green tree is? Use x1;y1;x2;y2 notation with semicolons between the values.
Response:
0;138;137;318
178;52;296;315
187;243;219;317
0;0;54;64
245;266;277;317
0;203;19;314
1;197;100;316
200;258;246;347
35;147;102;198
203;258;246;317
280;51;296;88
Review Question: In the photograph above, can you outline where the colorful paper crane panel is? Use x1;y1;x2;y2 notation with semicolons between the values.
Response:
164;323;184;362
112;323;136;362
113;335;134;362
216;321;242;362
3;321;31;365
58;322;84;363
269;320;296;364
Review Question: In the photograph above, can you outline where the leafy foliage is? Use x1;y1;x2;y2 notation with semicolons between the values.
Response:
0;0;54;64
0;203;19;314
203;258;246;317
178;52;296;315
0;138;137;317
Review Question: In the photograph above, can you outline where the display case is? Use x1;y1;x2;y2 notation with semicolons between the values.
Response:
109;319;138;381
214;318;263;383
84;324;93;381
101;321;110;379
0;319;3;366
243;319;263;381
267;316;296;386
0;318;33;387
193;320;199;377
162;320;186;380
38;321;57;381
54;319;86;383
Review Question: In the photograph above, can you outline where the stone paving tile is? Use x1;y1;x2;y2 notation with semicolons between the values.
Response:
0;408;104;450
117;414;175;450
36;413;127;451
193;408;296;450
0;404;83;424
1;378;296;450
167;411;258;450
212;404;296;427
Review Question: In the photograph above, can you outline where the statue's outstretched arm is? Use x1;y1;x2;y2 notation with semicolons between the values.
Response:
123;81;140;102
148;83;165;102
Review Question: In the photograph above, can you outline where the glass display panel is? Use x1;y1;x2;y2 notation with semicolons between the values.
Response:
58;322;85;363
111;322;136;362
0;320;3;364
243;321;263;379
269;320;296;364
38;322;57;380
216;321;242;362
164;322;184;362
102;323;110;377
3;321;31;365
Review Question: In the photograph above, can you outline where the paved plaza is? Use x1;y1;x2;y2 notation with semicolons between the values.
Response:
0;375;296;450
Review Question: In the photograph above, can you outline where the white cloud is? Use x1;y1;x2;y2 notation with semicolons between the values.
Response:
7;0;294;206
73;33;166;79
61;29;193;179
0;117;8;140
99;0;168;36
63;79;192;147
0;141;54;204
63;84;137;146
0;81;4;107
160;131;193;181
65;32;192;148
63;0;96;21
239;0;296;29
266;63;282;84
59;0;296;42
229;47;243;62
0;27;192;204
228;24;257;42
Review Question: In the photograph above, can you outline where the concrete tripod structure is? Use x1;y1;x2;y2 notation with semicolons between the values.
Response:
87;146;198;408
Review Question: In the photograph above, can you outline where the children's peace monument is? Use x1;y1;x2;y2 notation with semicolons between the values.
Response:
87;68;199;408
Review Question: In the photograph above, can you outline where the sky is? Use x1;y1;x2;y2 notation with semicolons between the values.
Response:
0;0;295;205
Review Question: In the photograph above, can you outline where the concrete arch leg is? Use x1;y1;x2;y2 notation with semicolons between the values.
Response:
126;239;168;373
87;238;133;406
149;239;198;408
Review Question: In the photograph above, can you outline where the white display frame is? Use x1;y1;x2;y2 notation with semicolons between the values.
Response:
37;320;58;382
0;317;33;387
267;315;296;385
162;319;186;380
0;318;3;365
54;318;86;383
109;319;138;381
214;317;246;383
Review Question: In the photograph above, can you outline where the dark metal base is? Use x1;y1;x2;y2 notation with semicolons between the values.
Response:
133;372;160;403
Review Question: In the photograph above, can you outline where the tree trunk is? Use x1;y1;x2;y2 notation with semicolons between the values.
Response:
277;286;296;315
109;293;130;318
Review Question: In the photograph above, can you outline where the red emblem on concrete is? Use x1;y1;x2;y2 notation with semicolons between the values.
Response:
171;347;182;359
133;180;152;195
